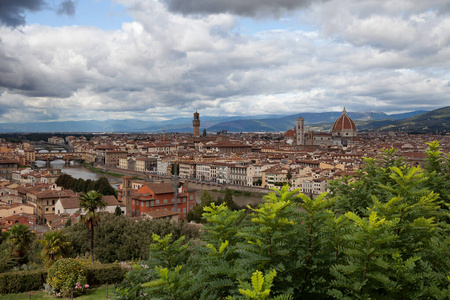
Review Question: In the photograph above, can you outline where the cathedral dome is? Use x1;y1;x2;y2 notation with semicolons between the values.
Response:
332;107;357;133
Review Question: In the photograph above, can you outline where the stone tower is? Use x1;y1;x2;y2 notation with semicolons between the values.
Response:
296;117;305;146
122;176;133;217
193;111;200;138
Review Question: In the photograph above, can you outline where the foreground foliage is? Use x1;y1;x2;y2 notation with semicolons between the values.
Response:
117;143;450;299
47;259;87;297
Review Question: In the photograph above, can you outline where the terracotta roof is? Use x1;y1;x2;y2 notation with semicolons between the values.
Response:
37;189;76;199
58;197;81;209
143;183;175;194
102;195;121;206
332;108;357;132
145;210;179;218
285;129;295;137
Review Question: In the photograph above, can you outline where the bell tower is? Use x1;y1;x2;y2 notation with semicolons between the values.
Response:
122;176;133;217
296;117;305;146
193;111;200;138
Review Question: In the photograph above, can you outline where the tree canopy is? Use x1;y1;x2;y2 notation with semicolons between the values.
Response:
118;142;450;299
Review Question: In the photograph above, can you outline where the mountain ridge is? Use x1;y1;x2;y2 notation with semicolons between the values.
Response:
0;110;430;133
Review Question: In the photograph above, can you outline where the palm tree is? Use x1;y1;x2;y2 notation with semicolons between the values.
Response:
39;229;72;267
4;224;35;263
79;190;106;265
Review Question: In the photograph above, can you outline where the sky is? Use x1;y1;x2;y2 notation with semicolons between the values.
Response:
0;0;450;123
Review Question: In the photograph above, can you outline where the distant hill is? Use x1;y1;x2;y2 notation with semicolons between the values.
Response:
206;111;426;133
0;110;429;133
359;106;450;132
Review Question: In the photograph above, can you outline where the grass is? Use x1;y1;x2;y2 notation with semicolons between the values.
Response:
82;163;143;180
1;285;114;300
211;188;262;197
82;163;124;178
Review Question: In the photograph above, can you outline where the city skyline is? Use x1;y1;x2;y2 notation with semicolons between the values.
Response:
0;0;450;124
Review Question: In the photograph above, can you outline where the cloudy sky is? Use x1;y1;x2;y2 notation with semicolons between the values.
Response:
0;0;449;123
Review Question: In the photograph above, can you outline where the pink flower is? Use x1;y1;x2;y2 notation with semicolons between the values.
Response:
85;284;89;288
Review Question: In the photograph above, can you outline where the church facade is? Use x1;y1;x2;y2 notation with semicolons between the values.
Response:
291;108;358;147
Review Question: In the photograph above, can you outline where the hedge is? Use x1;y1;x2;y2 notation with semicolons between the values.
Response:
0;269;47;294
0;264;126;294
85;264;126;285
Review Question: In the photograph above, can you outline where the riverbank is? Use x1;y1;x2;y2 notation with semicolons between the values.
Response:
84;163;144;180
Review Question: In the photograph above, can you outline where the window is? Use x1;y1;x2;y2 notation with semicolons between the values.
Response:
52;200;55;205
46;208;48;211
156;200;159;204
133;200;135;205
163;199;168;203
146;201;149;207
52;207;55;211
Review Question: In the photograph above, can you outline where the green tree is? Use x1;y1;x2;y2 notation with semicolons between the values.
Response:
65;214;200;263
117;145;450;299
423;141;450;204
117;233;191;299
187;190;214;223
3;224;35;263
79;190;106;265
286;169;292;182
39;229;72;268
96;176;116;196
223;189;238;210
171;162;179;176
115;205;123;216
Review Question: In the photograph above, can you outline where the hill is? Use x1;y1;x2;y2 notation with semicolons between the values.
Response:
359;106;450;132
206;111;425;132
0;110;428;133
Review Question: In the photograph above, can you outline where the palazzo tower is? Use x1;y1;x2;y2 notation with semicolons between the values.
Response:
193;111;200;138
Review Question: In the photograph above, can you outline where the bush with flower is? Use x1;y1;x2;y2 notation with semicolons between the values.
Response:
47;258;88;297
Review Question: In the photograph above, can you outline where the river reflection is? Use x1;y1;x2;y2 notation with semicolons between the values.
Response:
34;160;121;183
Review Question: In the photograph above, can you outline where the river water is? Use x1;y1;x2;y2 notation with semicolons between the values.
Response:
35;160;121;184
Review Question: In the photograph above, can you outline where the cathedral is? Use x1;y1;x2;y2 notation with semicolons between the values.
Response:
290;108;358;147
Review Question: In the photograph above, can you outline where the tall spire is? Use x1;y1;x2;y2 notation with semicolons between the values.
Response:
343;107;347;115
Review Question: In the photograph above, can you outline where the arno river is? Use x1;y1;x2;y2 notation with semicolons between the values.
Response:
35;160;121;184
35;149;120;183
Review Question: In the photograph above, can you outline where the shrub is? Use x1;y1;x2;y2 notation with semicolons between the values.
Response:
47;259;88;297
85;263;126;285
0;269;46;294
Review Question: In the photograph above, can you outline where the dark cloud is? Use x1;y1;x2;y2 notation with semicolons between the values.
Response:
57;0;76;16
0;0;46;27
162;0;318;17
0;0;77;27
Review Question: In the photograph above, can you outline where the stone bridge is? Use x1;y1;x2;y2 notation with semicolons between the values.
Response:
32;141;72;153
35;152;85;164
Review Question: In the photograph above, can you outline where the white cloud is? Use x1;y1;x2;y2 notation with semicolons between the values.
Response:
0;0;450;123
